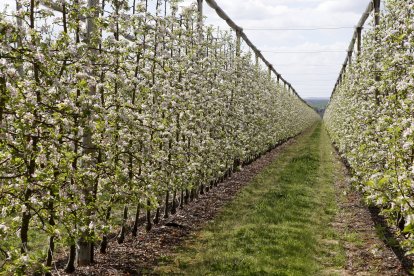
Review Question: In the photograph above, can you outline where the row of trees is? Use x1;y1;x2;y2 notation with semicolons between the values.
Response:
325;0;414;250
0;0;318;273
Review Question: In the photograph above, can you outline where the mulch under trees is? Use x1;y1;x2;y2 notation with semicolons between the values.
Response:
332;151;412;276
55;138;296;275
55;136;411;275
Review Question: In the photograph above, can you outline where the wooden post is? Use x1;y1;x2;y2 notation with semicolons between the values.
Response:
78;0;99;267
373;0;380;26
204;0;308;104
342;64;347;77
373;0;380;104
197;0;203;34
255;52;259;67
235;30;242;88
197;0;204;59
268;66;271;80
16;1;23;76
348;51;353;66
197;0;203;17
86;0;99;41
356;27;362;56
236;29;241;57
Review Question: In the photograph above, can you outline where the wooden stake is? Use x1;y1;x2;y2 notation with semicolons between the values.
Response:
373;0;380;26
356;27;362;56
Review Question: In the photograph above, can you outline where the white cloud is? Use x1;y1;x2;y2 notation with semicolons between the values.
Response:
316;0;368;13
200;0;371;98
1;0;15;11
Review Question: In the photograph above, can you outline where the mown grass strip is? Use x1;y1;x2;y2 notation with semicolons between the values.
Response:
156;123;345;275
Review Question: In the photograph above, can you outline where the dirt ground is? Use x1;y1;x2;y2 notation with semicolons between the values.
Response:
331;150;411;276
55;139;296;275
54;135;411;275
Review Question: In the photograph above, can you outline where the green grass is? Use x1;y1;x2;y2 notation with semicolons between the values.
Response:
343;231;364;247
156;123;346;275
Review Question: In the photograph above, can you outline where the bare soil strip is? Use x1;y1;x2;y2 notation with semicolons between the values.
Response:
331;149;407;275
57;134;298;275
56;125;408;275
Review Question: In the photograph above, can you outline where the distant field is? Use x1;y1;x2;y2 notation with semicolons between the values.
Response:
305;98;330;110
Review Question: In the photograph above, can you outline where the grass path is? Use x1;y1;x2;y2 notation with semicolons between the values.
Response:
156;123;347;275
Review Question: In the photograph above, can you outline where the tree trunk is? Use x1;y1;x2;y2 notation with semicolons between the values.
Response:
20;202;30;254
100;206;111;253
171;191;177;214
164;191;169;219
45;236;54;276
45;201;55;275
117;205;128;244
77;240;92;266
100;235;108;254
153;207;160;225
146;198;152;231
185;189;189;204
234;158;241;171
194;187;199;200
90;239;95;264
180;190;184;208
132;203;140;237
190;188;197;202
64;244;76;273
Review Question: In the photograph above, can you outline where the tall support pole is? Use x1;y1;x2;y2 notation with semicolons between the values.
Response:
356;27;362;56
197;0;203;36
83;0;99;158
78;0;99;267
16;0;23;76
204;0;307;104
235;29;241;58
373;0;380;26
268;66;271;80
232;28;242;173
235;29;241;86
197;0;203;19
331;1;375;99
348;51;353;66
373;0;381;104
342;64;347;81
197;0;204;55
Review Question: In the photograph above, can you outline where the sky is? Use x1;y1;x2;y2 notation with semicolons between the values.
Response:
0;0;372;98
187;0;372;98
